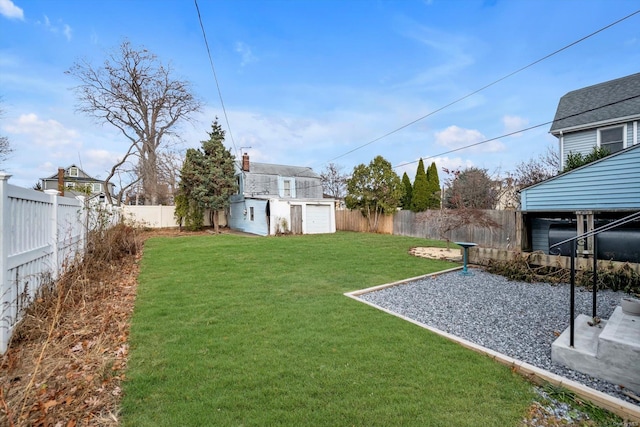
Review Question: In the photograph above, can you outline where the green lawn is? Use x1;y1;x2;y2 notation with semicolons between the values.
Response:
122;232;534;426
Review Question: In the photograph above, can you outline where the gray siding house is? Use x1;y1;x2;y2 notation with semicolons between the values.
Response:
551;72;640;169
228;154;335;236
40;165;116;202
520;73;640;259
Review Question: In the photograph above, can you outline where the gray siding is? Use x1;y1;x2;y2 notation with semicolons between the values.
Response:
521;144;640;211
530;219;572;254
244;173;279;197
563;129;596;163
239;173;322;199
627;122;636;146
295;177;323;198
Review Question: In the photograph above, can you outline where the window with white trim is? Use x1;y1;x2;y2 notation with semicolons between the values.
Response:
92;182;102;192
65;182;75;188
283;180;291;197
69;167;79;177
599;125;625;154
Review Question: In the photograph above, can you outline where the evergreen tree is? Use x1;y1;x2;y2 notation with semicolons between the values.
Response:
401;172;412;209
176;149;206;231
410;159;429;212
427;162;441;209
177;120;237;232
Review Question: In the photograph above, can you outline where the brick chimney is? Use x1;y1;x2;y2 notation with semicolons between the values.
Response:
242;153;250;172
57;167;65;196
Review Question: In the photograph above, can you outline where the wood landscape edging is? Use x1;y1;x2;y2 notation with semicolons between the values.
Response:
345;269;640;423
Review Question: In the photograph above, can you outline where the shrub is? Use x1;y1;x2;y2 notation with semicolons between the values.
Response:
485;255;640;295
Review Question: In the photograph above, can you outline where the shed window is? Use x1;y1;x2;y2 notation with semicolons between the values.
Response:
284;180;291;197
250;207;254;221
599;126;624;154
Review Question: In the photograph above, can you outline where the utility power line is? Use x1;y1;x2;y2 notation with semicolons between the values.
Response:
393;92;640;169
194;0;239;157
287;91;640;193
327;8;640;164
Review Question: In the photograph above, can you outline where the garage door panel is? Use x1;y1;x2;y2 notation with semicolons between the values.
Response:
306;205;330;234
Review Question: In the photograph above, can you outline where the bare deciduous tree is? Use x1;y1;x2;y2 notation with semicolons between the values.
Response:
0;100;13;166
514;145;560;189
66;40;201;205
417;208;500;249
443;167;498;209
320;163;348;198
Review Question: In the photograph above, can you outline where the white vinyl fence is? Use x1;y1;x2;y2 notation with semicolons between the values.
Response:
0;173;119;353
123;205;227;228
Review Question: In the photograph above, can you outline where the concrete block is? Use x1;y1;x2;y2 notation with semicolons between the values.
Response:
552;309;640;394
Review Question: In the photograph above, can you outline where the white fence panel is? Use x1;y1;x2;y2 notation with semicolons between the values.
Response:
123;205;227;228
0;173;93;354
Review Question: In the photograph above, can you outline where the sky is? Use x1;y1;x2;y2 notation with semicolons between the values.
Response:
1;0;640;190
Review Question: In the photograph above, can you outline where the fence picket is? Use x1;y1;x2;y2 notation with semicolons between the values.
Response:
0;175;120;353
337;208;516;248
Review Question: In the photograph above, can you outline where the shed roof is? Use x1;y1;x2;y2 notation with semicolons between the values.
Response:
550;72;640;134
247;162;320;179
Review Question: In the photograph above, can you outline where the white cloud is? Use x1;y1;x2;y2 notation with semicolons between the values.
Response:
502;115;529;136
0;0;23;20
36;14;73;41
434;125;505;153
4;113;81;149
235;42;257;67
63;24;72;41
81;148;123;179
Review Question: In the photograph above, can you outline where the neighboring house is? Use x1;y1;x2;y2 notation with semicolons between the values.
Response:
228;154;336;236
40;165;116;203
519;73;640;260
551;72;640;169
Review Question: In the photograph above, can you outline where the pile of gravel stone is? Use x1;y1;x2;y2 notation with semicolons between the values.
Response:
357;267;638;407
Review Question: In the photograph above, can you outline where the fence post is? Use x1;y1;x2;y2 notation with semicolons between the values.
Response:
0;173;12;353
44;190;60;279
76;196;87;255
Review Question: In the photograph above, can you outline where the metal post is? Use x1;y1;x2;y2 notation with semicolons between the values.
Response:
462;247;468;274
592;234;598;318
570;239;576;348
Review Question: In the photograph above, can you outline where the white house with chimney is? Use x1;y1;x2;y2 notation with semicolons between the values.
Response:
228;154;336;236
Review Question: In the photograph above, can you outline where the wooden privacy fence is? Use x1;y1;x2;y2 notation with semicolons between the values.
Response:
0;173;120;353
337;209;517;249
335;209;393;234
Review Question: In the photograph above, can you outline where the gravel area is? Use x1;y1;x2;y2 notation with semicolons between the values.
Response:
357;267;638;407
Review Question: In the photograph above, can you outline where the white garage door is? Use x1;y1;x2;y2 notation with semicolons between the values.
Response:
305;205;331;234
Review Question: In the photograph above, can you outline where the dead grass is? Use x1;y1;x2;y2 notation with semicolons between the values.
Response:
0;225;233;426
0;224;147;426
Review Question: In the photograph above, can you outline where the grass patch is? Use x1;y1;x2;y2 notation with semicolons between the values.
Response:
122;232;534;426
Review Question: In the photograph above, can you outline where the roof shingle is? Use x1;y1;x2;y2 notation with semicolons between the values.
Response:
550;72;640;133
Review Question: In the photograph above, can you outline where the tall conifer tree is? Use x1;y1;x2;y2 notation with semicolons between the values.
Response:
410;159;429;212
427;162;441;209
177;120;237;232
401;172;412;209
